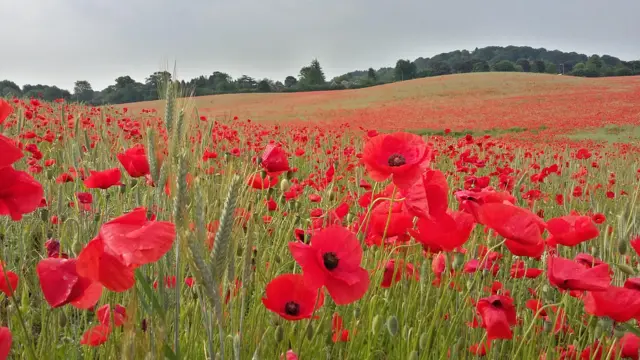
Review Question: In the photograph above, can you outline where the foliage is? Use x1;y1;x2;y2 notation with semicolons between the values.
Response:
2;46;639;106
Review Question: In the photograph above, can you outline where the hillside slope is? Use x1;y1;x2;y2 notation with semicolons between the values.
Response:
122;73;640;133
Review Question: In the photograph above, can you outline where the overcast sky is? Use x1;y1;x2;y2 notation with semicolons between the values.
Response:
1;0;639;91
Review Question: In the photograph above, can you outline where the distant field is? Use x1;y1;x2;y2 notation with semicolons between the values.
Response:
122;73;640;142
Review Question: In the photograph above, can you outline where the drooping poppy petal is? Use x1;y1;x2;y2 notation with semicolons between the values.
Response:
0;99;12;125
0;166;44;221
76;238;135;292
98;207;176;266
84;168;123;189
411;211;475;252
547;256;611;292
583;286;640;322
546;215;599;247
402;169;449;219
0;263;18;297
0;134;22;168
36;258;100;308
80;324;111;346
477;202;545;245
261;144;290;175
117;145;150;178
0;327;11;360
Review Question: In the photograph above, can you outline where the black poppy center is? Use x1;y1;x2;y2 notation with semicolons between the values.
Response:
491;299;502;308
387;153;406;167
284;301;300;316
323;252;340;270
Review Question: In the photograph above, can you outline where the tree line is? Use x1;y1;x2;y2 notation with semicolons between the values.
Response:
1;46;638;105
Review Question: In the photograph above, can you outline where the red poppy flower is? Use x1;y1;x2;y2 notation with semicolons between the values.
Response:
36;258;102;309
629;236;640;257
510;261;543;279
362;132;431;188
84;168;123;189
583;285;640;322
0;263;18;296
97;304;127;327
247;173;277;190
401;169;449;219
504;238;544;258
261;273;324;321
80;324;111;346
370;200;413;238
546;215;599;247
620;333;640;360
381;259;418;288
410;211;474;252
117;145;150;178
76;237;135;292
331;312;350;342
547;256;610;292
289;225;370;305
98;207;176;266
0;134;22;168
0;327;11;360
0;99;12;125
261;144;289;175
476;202;545;245
0;166;44;221
475;295;517;341
77;208;175;292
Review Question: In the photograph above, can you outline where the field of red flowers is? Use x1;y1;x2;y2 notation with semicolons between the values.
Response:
1;72;640;359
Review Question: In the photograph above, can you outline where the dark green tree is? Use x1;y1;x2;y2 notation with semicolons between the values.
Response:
284;76;298;88
516;59;531;72
299;59;326;86
472;61;490;72
367;68;377;82
73;80;94;103
394;59;417;81
257;79;272;92
492;60;517;72
533;60;546;73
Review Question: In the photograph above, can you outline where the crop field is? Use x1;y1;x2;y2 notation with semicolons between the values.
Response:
1;72;640;359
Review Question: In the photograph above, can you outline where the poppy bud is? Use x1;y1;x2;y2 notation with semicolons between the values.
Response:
261;170;268;179
40;208;49;222
618;239;628;256
274;255;282;263
286;170;293;180
419;332;428;350
616;263;636;276
280;178;291;192
141;318;148;332
59;312;67;327
120;184;127;194
371;315;382;335
306;323;314;340
353;307;361;318
407;351;419;360
613;325;625;339
329;191;336;201
233;334;241;355
452;252;465;270
274;325;284;343
236;245;244;257
543;320;553;332
72;239;83;255
386;315;399;336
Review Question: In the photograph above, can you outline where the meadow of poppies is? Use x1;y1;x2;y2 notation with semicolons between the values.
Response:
1;73;640;359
